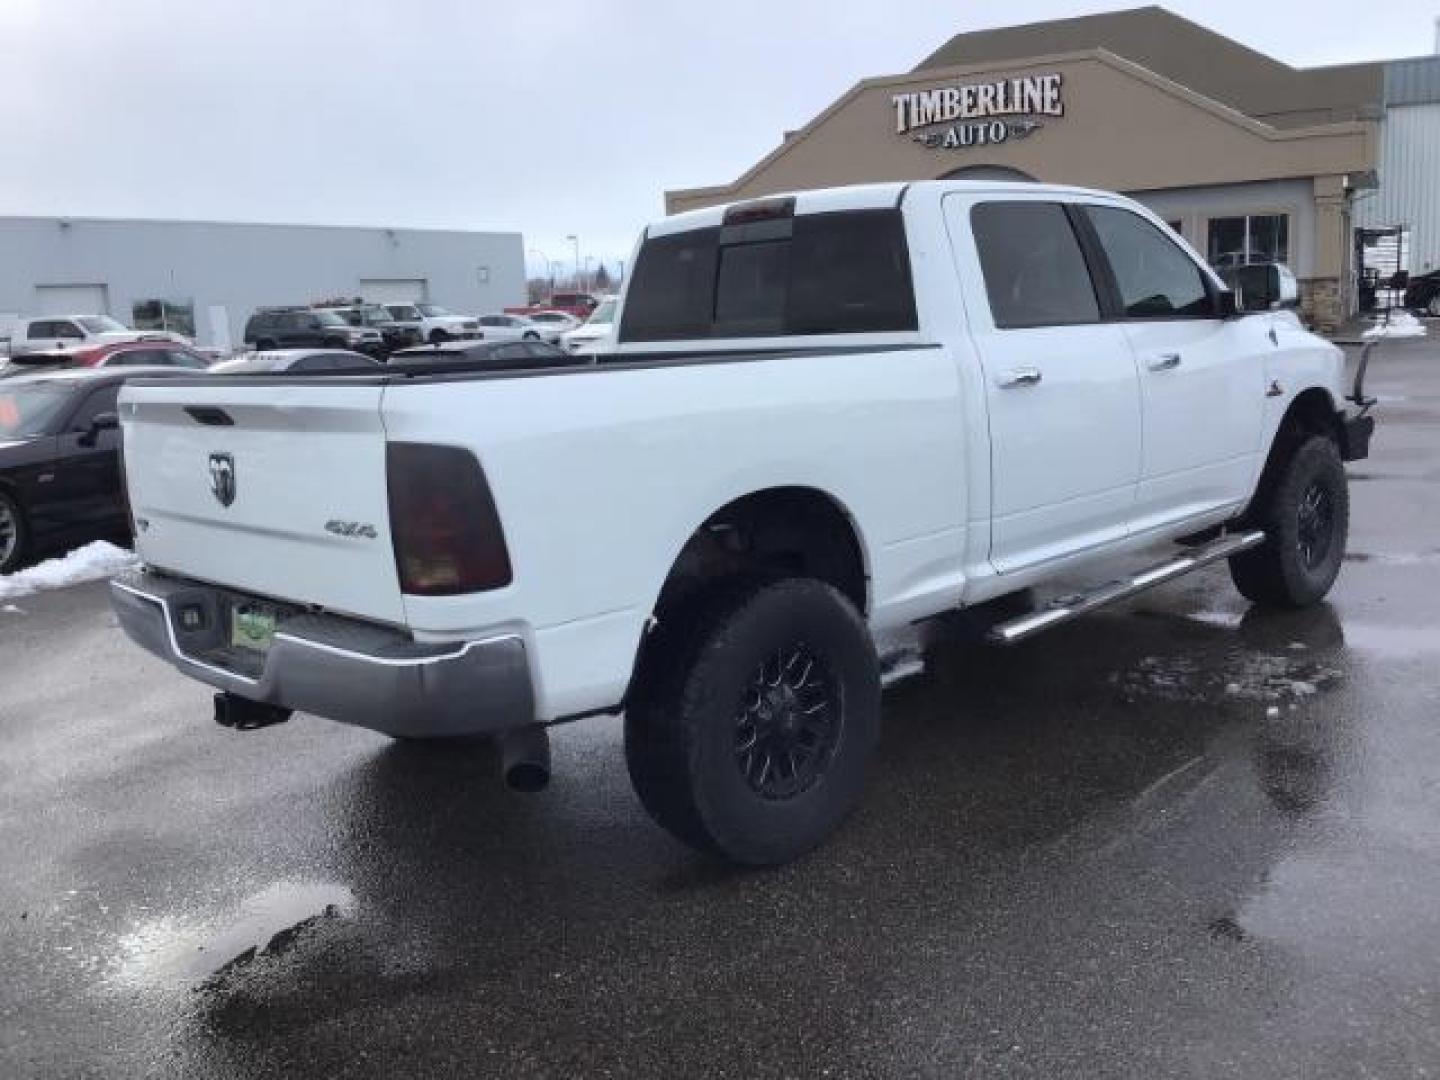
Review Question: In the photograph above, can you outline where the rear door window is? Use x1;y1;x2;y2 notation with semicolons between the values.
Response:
970;202;1101;329
619;209;917;342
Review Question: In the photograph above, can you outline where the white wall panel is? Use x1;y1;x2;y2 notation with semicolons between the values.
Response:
1354;103;1440;274
0;219;525;347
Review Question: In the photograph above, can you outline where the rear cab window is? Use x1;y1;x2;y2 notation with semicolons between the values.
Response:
618;207;918;343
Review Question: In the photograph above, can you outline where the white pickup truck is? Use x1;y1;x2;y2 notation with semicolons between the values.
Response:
2;314;188;357
111;181;1374;864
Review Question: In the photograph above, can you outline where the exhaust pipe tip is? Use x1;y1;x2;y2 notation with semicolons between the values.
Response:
499;724;551;792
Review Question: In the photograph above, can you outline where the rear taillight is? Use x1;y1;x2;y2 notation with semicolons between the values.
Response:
386;443;512;595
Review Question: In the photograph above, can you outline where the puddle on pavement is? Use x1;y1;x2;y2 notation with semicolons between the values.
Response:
108;880;353;988
1110;650;1342;706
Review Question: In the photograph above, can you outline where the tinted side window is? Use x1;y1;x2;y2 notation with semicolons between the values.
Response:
71;385;121;429
1086;206;1212;319
970;202;1101;329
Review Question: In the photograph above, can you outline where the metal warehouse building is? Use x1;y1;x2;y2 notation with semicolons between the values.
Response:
0;217;526;349
669;6;1440;330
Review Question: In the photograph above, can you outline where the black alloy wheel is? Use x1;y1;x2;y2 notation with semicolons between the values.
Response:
734;644;841;801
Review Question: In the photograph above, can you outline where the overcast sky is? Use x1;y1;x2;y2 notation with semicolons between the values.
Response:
1;0;1436;276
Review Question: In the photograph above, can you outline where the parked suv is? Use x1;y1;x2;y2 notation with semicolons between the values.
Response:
318;303;421;355
243;307;384;354
381;303;480;345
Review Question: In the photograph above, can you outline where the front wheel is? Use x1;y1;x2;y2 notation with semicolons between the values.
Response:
625;579;880;865
1229;434;1349;608
0;490;29;574
428;329;450;345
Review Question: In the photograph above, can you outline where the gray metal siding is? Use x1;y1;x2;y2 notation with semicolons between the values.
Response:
1353;103;1440;274
1385;56;1440;107
0;218;525;347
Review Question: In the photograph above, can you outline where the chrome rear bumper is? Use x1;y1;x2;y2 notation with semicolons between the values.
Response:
110;571;534;738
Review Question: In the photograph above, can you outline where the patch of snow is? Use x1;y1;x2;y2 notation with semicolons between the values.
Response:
0;541;138;602
1363;310;1427;339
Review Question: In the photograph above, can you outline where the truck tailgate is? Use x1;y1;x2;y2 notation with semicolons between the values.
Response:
119;381;406;625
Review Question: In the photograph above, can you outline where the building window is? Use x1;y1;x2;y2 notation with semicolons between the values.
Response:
1207;214;1289;268
132;298;196;338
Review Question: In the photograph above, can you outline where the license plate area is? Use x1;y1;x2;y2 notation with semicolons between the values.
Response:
164;585;300;680
230;603;281;653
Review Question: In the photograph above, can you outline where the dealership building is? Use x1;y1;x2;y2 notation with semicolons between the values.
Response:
0;217;525;349
668;6;1440;329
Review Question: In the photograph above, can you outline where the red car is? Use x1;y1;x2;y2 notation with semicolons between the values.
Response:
7;338;211;372
505;292;600;320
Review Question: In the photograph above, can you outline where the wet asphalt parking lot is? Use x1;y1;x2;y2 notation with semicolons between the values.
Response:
4;337;1440;1078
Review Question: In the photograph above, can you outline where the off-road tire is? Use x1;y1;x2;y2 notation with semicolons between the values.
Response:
1229;435;1348;608
625;578;880;865
0;489;29;574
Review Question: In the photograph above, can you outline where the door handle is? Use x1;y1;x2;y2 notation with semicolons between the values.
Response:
997;367;1042;388
1147;353;1182;372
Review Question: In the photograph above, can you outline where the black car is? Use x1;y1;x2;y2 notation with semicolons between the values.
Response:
0;367;190;572
1403;270;1440;317
388;338;572;373
243;307;385;355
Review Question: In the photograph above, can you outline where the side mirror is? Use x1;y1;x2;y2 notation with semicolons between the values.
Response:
1213;289;1240;319
79;411;119;447
1227;263;1300;313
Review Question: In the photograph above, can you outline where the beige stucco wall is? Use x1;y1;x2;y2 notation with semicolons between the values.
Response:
666;51;1375;215
665;50;1376;329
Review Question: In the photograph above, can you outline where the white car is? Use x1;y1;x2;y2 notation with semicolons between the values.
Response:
475;314;548;343
382;303;480;344
558;297;618;355
111;180;1373;865
520;310;581;344
2;314;188;357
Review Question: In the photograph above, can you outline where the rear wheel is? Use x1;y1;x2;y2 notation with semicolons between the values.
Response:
625;578;880;864
1229;435;1348;608
0;490;29;574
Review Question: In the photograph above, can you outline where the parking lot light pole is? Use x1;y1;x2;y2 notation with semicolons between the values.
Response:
567;234;581;292
527;248;553;303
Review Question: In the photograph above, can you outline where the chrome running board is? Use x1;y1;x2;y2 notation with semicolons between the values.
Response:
986;530;1266;646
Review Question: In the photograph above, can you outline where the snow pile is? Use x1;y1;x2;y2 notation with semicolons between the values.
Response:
1363;310;1427;339
0;541;138;601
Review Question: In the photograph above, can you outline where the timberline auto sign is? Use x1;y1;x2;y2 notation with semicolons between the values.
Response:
893;73;1064;150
